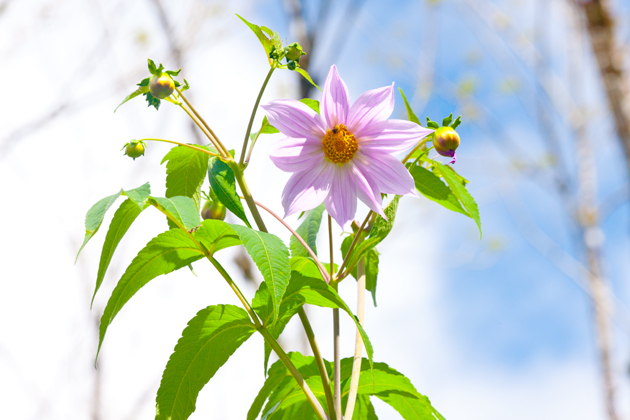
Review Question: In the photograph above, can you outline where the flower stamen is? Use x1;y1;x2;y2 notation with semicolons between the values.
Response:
322;124;358;163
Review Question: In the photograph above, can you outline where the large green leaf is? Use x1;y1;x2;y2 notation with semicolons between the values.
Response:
149;196;201;230
208;157;250;227
155;305;256;420
193;219;242;256
76;190;123;262
290;203;324;258
97;229;205;360
123;182;151;207
290;258;373;369
231;225;290;323
161;145;214;211
410;165;468;217
343;196;401;277
92;199;147;307
432;161;482;238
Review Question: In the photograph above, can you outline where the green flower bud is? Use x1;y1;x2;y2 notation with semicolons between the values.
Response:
149;73;175;99
123;140;146;160
287;60;297;71
285;42;305;61
201;199;226;221
433;126;460;164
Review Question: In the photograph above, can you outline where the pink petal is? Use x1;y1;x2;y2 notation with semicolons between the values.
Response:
262;100;326;140
350;162;386;218
321;65;350;129
354;152;416;196
282;161;333;217
324;165;357;229
269;137;325;173
347;83;395;135
358;119;434;154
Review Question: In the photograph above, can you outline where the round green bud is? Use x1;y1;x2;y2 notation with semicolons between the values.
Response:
285;43;305;61
201;199;227;221
287;60;297;70
149;73;175;99
124;140;146;160
433;126;460;164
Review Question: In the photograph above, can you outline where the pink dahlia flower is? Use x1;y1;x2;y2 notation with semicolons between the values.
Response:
262;65;433;228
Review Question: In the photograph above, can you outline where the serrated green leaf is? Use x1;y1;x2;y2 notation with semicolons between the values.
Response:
149;196;201;230
433;162;482;238
92;198;147;308
450;115;462;129
409;165;469;217
194;219;242;256
76;189;123;262
399;88;420;125
161;145;215;211
143;91;161;110
208;157;251;227
236;14;274;57
97;229;205;361
230;225;290;323
155;305;256;420
294;68;321;91
442;113;453;126
290;203;324;258
122;182;151;207
343;197;401;276
114;85;149;113
299;98;320;114
261;26;283;53
290;258;373;370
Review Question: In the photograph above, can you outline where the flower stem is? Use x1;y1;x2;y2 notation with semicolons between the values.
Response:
401;137;431;164
139;138;220;158
208;256;329;420
231;164;269;232
329;215;342;419
344;255;366;419
240;66;276;166
336;212;373;280
299;310;336;420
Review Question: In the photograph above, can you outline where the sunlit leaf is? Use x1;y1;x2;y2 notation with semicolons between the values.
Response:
399;88;420;125
290;203;324;258
149;196;201;231
409;165;468;216
208;157;250;227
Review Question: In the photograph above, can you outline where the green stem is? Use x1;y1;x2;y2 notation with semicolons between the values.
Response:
139;138;220;158
177;103;227;158
344;253;366;419
239;66;276;166
299;310;336;420
401;137;431;164
336;212;373;281
329;215;342;419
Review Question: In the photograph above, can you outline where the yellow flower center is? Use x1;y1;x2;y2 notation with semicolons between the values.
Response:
322;124;358;163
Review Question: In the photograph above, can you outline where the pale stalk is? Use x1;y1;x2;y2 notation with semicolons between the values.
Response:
138;138;220;158
240;66;276;166
344;256;366;419
177;103;228;158
336;212;372;280
329;215;342;419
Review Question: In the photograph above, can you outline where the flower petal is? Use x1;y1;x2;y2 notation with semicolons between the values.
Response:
321;65;350;128
262;99;326;140
324;165;357;229
347;83;395;135
355;152;416;196
269;137;325;173
282;161;333;217
351;162;385;218
358;119;434;154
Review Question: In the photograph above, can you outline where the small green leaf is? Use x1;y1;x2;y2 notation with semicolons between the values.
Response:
76;190;123;262
250;116;280;140
236;14;274;57
399;88;420;125
155;305;256;420
114;85;149;113
450;115;462;129
432;162;482;238
426;119;439;129
149;196;201;231
148;58;157;74
97;229;205;361
92;198;147;307
165;69;181;76
290;203;324;258
442;113;453;126
194;219;242;256
299;98;320;114
294;68;321;91
161;145;215;211
409;165;469;217
230;225;290;323
138;77;150;87
208;157;251;227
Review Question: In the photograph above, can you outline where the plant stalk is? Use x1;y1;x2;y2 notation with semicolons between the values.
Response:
329;215;342;419
139;138;220;158
240;66;276;166
344;256;366;419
